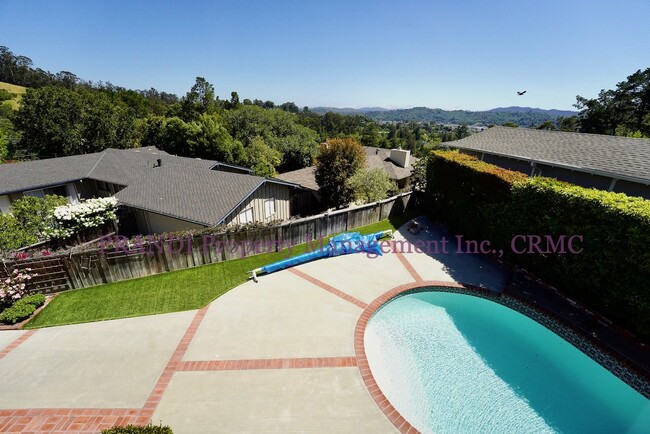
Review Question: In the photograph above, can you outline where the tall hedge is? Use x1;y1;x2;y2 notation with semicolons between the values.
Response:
425;150;527;238
426;150;650;340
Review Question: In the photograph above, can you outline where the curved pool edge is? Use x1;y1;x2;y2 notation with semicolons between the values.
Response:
353;280;650;434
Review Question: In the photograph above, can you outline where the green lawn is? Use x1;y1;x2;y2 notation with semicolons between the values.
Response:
26;213;415;328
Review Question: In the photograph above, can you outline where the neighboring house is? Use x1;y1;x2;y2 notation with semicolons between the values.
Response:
362;146;417;189
443;126;650;199
0;147;302;234
276;146;417;195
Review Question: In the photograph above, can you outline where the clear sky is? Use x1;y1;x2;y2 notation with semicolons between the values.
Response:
1;0;648;111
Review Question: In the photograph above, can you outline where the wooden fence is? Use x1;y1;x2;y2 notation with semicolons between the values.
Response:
1;192;417;294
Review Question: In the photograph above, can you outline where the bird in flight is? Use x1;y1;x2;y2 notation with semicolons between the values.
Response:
517;90;527;96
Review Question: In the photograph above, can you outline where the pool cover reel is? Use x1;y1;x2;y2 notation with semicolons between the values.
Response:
249;230;393;282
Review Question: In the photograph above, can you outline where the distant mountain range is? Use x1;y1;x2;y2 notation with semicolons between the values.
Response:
310;106;577;127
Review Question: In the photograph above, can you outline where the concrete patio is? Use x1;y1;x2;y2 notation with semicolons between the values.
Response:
0;217;508;433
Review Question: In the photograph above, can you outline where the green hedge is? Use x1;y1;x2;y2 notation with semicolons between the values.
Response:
426;150;650;340
0;294;46;325
0;303;35;325
102;424;173;434
425;150;527;238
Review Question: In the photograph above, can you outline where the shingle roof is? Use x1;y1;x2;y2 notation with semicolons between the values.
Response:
114;166;265;226
0;153;102;195
362;147;416;180
444;127;650;184
276;166;319;191
0;147;297;226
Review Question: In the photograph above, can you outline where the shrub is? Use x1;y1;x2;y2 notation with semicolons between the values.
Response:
0;302;35;325
10;195;69;239
0;213;36;252
101;424;173;434
348;167;396;204
0;268;37;308
16;293;46;308
425;150;650;340
44;197;118;240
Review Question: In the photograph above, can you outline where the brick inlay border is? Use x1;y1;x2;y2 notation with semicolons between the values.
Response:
394;251;423;283
0;329;38;361
143;305;210;413
289;268;368;309
354;281;464;434
178;356;357;371
0;408;149;433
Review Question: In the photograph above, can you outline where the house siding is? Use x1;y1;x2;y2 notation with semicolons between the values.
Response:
0;195;11;213
612;179;650;199
222;182;291;225
133;209;206;235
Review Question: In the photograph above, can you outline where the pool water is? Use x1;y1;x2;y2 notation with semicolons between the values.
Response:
364;291;650;433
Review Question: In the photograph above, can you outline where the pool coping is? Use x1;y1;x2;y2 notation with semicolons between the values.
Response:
354;281;650;434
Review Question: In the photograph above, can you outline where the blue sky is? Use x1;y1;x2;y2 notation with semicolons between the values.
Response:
1;0;648;111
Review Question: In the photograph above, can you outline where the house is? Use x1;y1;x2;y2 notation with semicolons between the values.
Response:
443;126;650;199
0;147;303;234
276;146;417;195
362;146;417;189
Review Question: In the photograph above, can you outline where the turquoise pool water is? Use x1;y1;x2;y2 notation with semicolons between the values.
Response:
364;291;650;434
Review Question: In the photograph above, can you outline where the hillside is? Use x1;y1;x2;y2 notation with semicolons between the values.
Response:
310;105;578;127
0;81;26;110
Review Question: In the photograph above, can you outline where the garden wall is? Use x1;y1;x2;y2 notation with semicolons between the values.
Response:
1;192;416;294
426;150;650;341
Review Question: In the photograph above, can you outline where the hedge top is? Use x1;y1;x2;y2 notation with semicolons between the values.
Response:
431;149;650;220
431;150;528;185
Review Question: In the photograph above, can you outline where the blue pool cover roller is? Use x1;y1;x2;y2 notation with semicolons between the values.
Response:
249;230;392;281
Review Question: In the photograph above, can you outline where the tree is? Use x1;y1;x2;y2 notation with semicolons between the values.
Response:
536;120;556;130
0;213;34;252
188;114;246;163
315;138;366;209
15;86;134;158
502;122;518;128
576;68;650;137
348;168;395;204
15;86;84;158
558;116;580;132
246;136;281;177
279;102;299;113
10;195;68;241
224;105;319;171
360;122;381;147
229;91;240;109
0;126;8;161
179;77;217;121
410;156;428;191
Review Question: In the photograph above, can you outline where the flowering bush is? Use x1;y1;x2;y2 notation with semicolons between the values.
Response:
44;197;118;239
0;268;36;308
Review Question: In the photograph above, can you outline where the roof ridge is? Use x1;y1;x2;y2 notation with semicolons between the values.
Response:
86;151;107;178
490;126;650;143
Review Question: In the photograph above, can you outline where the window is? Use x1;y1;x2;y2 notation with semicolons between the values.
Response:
25;185;69;200
238;207;254;224
264;198;276;218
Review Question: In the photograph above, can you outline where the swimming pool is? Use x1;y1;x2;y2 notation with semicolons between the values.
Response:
364;290;650;433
